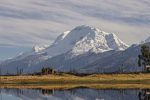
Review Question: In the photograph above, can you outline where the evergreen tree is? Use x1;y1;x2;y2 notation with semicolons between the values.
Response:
138;45;150;72
41;68;54;75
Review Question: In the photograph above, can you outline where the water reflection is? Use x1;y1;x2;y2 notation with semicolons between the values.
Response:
139;89;150;100
0;88;150;100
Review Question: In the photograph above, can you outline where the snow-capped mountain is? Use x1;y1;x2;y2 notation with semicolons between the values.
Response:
26;42;146;74
35;25;128;58
0;25;131;74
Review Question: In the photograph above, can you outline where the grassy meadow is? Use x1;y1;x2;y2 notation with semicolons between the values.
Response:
0;73;150;89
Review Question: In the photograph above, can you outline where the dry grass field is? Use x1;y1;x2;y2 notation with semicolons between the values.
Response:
0;73;150;89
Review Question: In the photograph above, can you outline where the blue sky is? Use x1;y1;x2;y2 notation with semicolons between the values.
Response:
0;0;150;60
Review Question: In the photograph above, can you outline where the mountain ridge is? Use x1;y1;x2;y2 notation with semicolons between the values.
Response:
1;25;146;75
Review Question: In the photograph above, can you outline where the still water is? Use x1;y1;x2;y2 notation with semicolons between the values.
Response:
0;88;149;100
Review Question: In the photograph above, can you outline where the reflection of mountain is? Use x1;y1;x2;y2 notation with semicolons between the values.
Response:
0;88;142;100
0;88;56;100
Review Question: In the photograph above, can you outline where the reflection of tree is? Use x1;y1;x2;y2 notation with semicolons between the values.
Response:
138;89;150;100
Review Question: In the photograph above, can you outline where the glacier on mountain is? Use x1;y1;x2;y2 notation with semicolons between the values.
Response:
40;25;128;58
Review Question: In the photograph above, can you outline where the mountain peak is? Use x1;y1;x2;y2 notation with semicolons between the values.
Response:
10;25;128;61
45;25;128;57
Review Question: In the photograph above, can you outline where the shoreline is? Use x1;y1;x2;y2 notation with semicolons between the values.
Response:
1;83;150;90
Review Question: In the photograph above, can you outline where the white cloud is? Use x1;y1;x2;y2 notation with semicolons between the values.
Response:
0;0;149;47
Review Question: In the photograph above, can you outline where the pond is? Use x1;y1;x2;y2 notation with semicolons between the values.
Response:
0;87;149;100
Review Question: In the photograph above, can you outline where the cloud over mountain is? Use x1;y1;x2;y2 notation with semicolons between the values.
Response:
0;0;150;46
0;0;150;59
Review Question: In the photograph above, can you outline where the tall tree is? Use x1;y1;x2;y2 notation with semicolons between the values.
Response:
138;45;150;72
